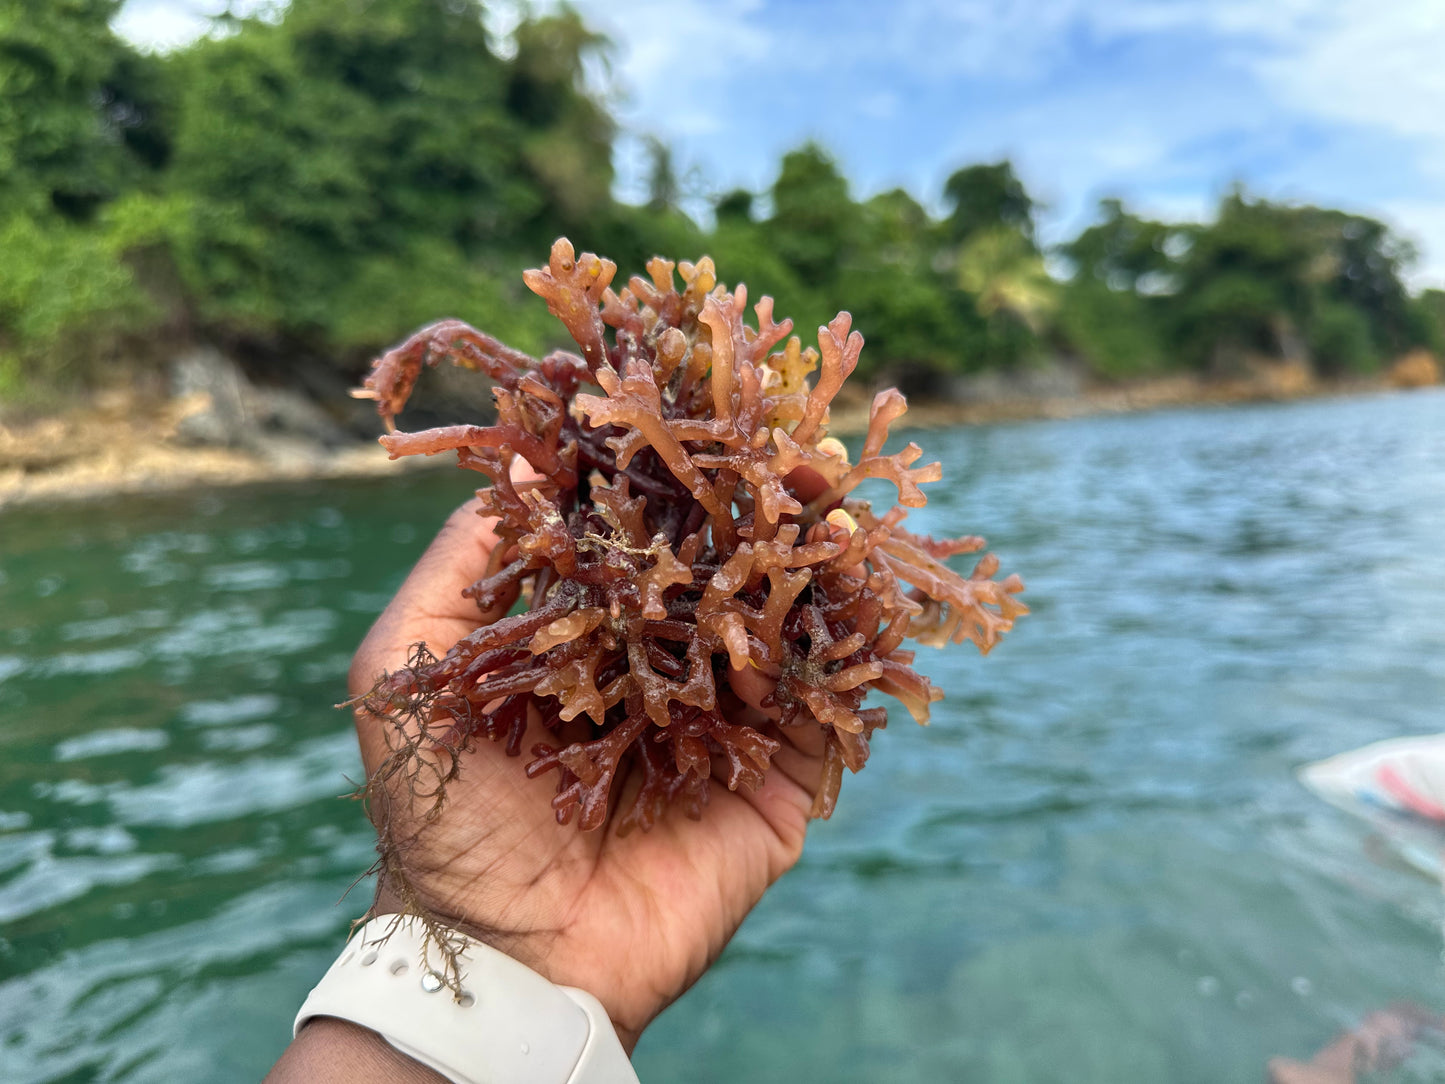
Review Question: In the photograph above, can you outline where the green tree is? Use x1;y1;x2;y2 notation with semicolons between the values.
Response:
1309;209;1416;358
7;0;1442;400
0;1;170;390
767;143;858;284
1170;190;1423;374
1307;299;1374;375
1060;198;1176;292
836;189;958;379
506;6;615;234
1055;280;1164;379
0;0;168;218
0;207;153;392
644;136;680;213
942;161;1036;245
152;0;615;358
933;161;1052;369
1055;199;1176;377
714;188;754;225
957;226;1055;333
1410;289;1445;354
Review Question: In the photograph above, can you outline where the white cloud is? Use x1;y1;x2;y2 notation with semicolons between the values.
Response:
1379;199;1445;290
114;0;275;51
1151;0;1445;283
563;0;773;123
772;0;1311;85
1256;1;1445;174
112;0;216;50
112;1;1445;281
855;0;1445;280
786;0;1445;161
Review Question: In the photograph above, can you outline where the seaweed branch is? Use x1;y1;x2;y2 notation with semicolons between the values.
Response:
355;237;1027;835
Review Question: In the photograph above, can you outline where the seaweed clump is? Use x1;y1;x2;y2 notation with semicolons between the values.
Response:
355;239;1026;833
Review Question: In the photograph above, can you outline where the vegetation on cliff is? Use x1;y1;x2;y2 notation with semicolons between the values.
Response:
2;0;1441;402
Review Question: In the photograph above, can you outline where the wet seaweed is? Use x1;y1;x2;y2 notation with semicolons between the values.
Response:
353;239;1027;837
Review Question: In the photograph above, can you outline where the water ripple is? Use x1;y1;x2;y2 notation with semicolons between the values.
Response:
202;562;291;592
179;694;281;728
54;729;170;762
36;648;147;677
106;730;360;828
0;852;181;923
3;391;1445;1083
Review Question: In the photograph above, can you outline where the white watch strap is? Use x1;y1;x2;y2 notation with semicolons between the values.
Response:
294;915;639;1084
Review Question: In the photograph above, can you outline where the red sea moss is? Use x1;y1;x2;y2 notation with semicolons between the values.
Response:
355;239;1026;832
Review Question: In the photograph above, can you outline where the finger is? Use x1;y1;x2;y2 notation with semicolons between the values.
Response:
726;723;828;861
386;457;545;632
785;466;830;504
348;498;501;698
350;460;543;695
391;497;505;628
727;663;781;720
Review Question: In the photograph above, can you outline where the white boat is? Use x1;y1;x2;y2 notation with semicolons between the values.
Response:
1299;735;1445;881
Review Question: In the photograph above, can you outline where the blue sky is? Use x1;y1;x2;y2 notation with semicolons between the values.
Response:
115;0;1445;287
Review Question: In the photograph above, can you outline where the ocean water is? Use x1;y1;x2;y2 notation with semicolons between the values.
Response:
2;389;1445;1082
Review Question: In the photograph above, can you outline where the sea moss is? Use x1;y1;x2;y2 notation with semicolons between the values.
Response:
355;239;1026;834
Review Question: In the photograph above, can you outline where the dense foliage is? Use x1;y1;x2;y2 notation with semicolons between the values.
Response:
1;0;1440;397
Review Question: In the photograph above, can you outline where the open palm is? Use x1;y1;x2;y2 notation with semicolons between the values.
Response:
349;498;826;1052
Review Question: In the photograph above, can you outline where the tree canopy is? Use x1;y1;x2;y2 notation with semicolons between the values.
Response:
0;0;1439;398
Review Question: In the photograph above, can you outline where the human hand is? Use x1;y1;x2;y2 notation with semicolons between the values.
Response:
348;478;830;1053
1265;1002;1440;1084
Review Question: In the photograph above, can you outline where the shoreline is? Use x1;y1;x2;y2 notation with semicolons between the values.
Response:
0;393;441;512
827;366;1397;432
0;430;433;512
0;369;1431;511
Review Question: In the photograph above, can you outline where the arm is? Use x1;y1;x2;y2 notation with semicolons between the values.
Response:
1266;1003;1439;1084
268;1018;446;1083
267;486;829;1079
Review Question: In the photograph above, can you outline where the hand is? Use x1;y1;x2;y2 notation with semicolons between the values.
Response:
1266;1003;1439;1084
348;488;829;1053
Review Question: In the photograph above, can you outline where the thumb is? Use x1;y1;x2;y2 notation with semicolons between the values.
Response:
350;459;544;695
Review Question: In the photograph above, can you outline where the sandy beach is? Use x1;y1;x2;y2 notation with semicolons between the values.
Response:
0;361;1429;511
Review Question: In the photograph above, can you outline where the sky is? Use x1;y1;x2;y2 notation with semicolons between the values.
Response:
114;0;1445;288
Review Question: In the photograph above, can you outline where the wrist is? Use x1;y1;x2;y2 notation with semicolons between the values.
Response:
370;882;644;1054
272;1016;448;1082
294;914;640;1082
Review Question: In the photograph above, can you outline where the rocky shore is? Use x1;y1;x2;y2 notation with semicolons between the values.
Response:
0;391;418;510
2;351;1438;511
0;348;433;510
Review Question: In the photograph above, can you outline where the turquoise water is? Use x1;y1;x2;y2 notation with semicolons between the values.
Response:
3;390;1445;1082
